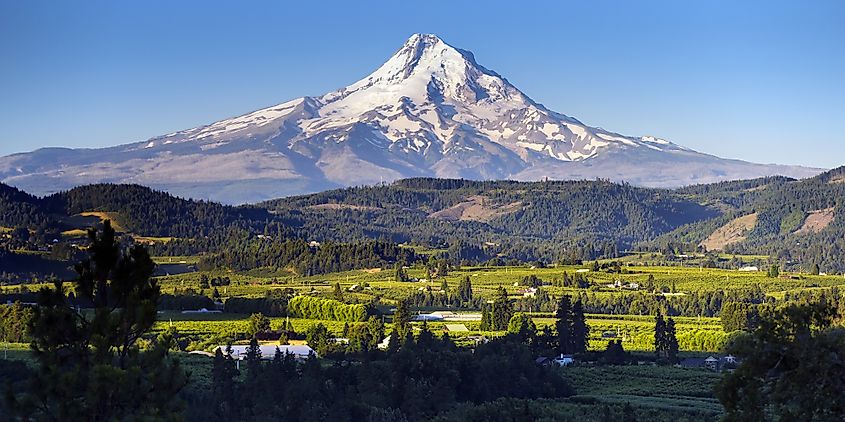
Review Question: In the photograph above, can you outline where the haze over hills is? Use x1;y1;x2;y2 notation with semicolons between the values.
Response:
0;34;823;204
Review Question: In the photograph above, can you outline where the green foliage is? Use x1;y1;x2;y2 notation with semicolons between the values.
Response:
490;286;513;331
0;302;33;343
7;221;187;419
507;312;536;339
716;303;844;421
247;312;271;337
287;295;368;322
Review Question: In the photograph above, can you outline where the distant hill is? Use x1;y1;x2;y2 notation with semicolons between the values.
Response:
652;167;845;272
2;168;844;272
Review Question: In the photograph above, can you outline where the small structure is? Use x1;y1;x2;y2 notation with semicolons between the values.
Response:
738;266;759;272
443;324;469;333
575;269;590;273
181;308;221;314
521;287;538;297
411;313;444;322
218;344;316;361
679;355;740;372
377;335;393;350
553;354;575;366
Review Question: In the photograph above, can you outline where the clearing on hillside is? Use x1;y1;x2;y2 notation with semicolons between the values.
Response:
794;207;835;235
428;195;522;222
306;203;381;212
700;213;758;251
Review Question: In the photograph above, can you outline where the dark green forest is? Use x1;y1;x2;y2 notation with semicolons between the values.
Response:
2;166;845;276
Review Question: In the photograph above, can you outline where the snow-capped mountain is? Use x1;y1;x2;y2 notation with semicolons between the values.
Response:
0;34;823;203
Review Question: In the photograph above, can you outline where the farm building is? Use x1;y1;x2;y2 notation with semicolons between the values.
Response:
738;266;759;272
678;355;740;372
217;345;316;360
443;324;469;333
412;313;444;321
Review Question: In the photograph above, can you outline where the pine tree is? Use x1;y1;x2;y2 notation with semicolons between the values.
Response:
666;317;679;363
571;300;589;353
491;286;513;330
480;306;491;331
393;299;411;337
212;347;240;418
654;312;667;360
11;221;187;420
556;295;574;355
332;282;344;301
457;275;473;304
386;328;401;353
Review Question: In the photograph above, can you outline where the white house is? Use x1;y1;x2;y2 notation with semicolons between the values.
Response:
553;354;575;366
738;266;759;272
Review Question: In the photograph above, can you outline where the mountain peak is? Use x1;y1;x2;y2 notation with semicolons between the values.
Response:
0;34;824;204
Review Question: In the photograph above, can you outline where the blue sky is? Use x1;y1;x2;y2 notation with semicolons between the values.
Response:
1;1;843;168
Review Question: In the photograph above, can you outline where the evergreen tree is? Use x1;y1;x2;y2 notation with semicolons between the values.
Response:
556;295;574;355
246;336;262;374
248;312;271;337
666;317;679;363
480;306;492;331
332;282;344;301
810;263;820;276
386;328;401;354
211;347;239;418
393;299;411;337
491;286;513;330
571;300;589;353
507;312;536;340
654;312;667;360
10;221;187;420
457;275;473;304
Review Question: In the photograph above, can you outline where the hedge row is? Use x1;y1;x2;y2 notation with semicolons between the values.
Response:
287;296;367;322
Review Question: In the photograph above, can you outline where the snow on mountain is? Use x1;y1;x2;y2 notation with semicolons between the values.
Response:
0;33;824;203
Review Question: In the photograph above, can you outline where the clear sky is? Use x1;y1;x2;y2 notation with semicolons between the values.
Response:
1;0;843;168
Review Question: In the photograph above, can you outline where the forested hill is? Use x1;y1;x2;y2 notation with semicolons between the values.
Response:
0;183;52;229
0;182;283;238
652;166;845;272
4;168;845;270
261;178;720;260
43;184;277;238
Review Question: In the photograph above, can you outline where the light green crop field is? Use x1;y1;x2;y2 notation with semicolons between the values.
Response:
153;262;845;303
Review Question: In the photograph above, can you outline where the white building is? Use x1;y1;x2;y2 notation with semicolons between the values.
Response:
217;344;316;360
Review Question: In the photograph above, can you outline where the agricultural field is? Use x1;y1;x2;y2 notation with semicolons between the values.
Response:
153;259;845;301
564;365;723;419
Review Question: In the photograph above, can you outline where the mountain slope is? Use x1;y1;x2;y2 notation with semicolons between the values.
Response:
651;167;845;272
0;34;822;204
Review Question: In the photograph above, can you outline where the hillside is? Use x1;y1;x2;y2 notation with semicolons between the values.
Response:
262;178;720;261
652;167;845;272
4;168;845;273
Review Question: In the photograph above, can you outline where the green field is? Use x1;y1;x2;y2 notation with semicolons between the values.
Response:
564;365;723;419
